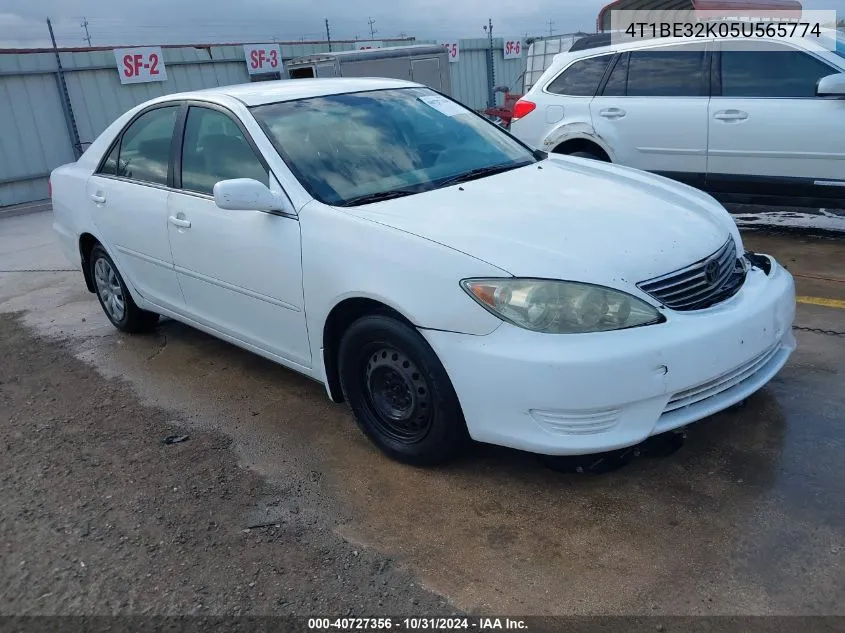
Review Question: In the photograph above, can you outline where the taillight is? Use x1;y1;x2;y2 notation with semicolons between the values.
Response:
512;99;537;121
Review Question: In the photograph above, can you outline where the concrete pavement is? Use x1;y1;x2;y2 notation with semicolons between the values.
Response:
1;210;843;615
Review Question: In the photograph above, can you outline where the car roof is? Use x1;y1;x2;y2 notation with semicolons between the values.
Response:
172;77;422;107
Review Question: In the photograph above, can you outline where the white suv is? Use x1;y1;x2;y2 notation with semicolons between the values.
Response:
510;32;845;208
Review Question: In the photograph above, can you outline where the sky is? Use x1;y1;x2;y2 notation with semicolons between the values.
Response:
1;0;843;48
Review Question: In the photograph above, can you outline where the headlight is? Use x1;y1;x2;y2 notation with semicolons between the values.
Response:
461;279;664;334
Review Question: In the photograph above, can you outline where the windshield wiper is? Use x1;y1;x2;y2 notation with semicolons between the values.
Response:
338;187;425;207
437;161;531;188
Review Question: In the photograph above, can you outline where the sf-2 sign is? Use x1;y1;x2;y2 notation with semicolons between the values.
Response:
243;44;282;75
114;47;167;84
503;39;523;59
440;41;460;62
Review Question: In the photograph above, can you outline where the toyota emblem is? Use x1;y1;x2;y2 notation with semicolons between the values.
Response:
704;260;720;285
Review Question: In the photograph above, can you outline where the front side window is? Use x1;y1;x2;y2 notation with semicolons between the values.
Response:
101;106;178;185
625;46;706;97
251;87;536;207
180;107;269;195
720;42;836;98
546;55;613;96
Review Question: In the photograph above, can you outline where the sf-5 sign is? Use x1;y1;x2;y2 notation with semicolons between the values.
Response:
114;47;167;84
243;44;282;75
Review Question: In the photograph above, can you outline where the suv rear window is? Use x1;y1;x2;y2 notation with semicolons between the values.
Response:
546;55;613;96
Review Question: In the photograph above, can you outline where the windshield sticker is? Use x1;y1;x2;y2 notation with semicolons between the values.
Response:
418;95;465;117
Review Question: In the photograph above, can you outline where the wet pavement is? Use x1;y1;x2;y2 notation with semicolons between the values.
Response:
1;211;843;615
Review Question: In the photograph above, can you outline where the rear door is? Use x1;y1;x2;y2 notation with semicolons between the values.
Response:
706;40;845;201
590;43;711;185
86;104;184;311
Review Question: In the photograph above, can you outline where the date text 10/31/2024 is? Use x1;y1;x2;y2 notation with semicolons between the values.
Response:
308;618;529;631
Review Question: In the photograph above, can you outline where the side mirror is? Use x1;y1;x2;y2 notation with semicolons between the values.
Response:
213;178;290;213
817;73;845;97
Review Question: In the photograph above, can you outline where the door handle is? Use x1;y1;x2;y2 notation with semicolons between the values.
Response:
90;194;106;204
599;107;626;119
168;216;191;229
713;110;749;122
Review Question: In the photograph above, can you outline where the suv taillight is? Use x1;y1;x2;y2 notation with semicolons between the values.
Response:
512;99;537;121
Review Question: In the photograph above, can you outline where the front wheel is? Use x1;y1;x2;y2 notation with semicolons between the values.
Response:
90;244;159;333
338;315;467;465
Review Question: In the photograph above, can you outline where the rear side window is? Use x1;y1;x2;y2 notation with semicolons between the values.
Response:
98;106;179;185
99;142;120;176
625;47;706;97
720;42;835;98
546;55;613;96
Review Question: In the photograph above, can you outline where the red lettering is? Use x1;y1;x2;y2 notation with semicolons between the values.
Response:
250;50;260;69
257;50;266;68
122;54;134;77
269;49;278;68
133;54;143;76
149;53;159;75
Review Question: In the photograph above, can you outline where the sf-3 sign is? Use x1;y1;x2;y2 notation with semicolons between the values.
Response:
114;47;167;84
243;44;282;75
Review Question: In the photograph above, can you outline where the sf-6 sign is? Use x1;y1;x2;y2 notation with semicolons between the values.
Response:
243;43;282;75
114;47;167;84
503;39;523;59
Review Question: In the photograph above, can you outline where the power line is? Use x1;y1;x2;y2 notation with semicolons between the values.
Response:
80;17;92;46
546;19;555;36
367;17;377;39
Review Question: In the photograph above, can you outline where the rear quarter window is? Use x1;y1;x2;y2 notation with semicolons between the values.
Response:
546;55;613;96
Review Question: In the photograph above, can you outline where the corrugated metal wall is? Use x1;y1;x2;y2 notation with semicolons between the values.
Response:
0;37;528;206
0;53;76;206
447;37;526;110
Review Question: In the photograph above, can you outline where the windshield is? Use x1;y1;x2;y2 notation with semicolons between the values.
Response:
836;31;845;60
251;87;536;206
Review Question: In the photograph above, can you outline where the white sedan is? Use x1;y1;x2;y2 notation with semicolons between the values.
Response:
51;78;796;465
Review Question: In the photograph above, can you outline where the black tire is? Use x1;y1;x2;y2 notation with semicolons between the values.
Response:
338;315;467;465
569;151;603;160
89;244;159;334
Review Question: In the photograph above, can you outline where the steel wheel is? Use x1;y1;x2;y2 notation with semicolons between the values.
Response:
93;256;126;323
338;314;468;465
363;345;433;444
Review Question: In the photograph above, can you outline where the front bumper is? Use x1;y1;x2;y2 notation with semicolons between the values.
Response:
422;259;796;455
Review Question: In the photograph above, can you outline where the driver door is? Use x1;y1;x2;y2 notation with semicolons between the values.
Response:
166;103;311;369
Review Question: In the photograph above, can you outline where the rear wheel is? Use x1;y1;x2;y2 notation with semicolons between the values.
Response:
338;315;467;465
90;245;159;333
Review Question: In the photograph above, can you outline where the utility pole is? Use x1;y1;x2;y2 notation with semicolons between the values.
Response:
48;18;82;158
325;18;332;51
483;19;495;108
546;19;555;36
80;17;92;46
367;17;377;39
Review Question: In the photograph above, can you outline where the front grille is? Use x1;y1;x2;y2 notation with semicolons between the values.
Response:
637;238;746;311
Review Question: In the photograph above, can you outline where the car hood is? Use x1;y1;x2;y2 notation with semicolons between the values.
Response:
345;156;741;291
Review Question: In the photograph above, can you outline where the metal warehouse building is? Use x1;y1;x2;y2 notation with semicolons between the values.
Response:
0;37;526;207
